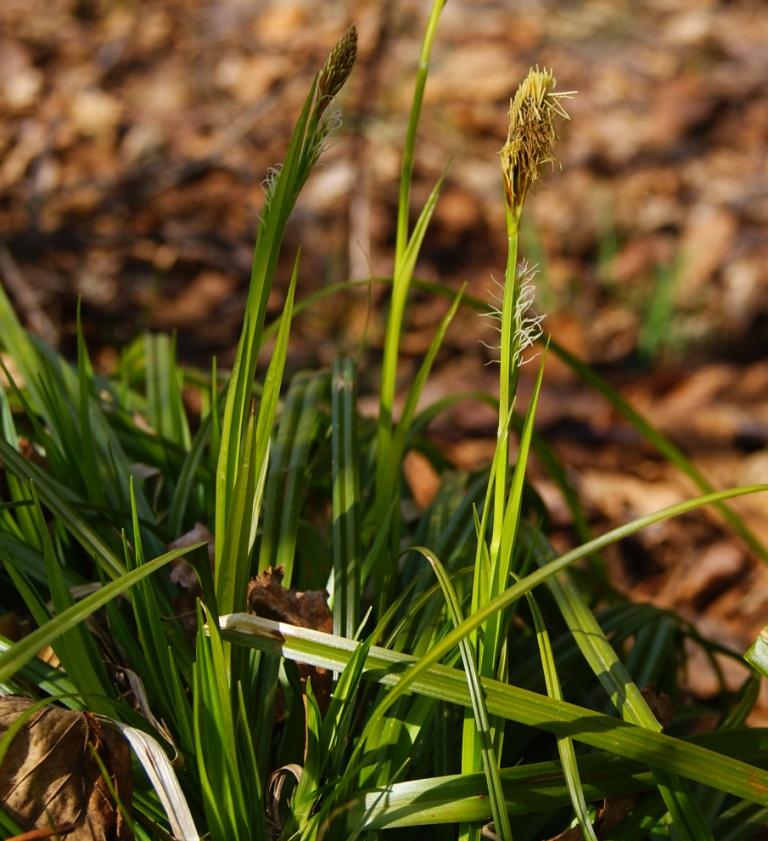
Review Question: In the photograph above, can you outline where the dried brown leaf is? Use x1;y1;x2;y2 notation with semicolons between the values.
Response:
247;568;333;712
0;697;132;841
247;567;332;633
167;522;213;590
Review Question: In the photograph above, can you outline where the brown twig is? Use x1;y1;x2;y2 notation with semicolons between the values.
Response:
4;822;78;841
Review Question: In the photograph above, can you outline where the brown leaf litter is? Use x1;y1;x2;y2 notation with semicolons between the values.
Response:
0;696;132;841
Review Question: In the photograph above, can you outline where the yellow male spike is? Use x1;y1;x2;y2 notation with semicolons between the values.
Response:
500;67;571;216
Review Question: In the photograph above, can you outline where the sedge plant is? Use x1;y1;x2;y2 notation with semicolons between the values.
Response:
1;4;768;840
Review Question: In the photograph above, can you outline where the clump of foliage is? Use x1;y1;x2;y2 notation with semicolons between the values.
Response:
1;3;767;840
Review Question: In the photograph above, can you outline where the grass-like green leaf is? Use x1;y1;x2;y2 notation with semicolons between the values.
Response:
331;358;361;639
745;626;768;679
524;523;715;839
0;541;205;684
524;581;597;841
219;611;768;806
257;367;327;584
343;727;768;830
215;257;298;615
414;545;513;840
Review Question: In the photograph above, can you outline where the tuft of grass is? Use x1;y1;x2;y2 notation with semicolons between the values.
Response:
1;6;767;841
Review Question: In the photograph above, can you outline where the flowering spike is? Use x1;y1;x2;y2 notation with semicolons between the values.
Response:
317;25;358;111
501;67;572;215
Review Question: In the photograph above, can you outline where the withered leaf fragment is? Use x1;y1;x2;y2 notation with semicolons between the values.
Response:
0;697;132;841
247;567;332;632
247;567;333;712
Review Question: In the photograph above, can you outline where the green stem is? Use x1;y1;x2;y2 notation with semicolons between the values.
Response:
394;0;446;267
491;206;520;563
376;0;446;513
462;205;522;841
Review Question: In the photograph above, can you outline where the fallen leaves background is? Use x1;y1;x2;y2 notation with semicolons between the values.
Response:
1;0;768;715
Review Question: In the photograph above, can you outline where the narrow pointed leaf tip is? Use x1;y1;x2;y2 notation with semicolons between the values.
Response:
317;25;358;108
501;67;573;214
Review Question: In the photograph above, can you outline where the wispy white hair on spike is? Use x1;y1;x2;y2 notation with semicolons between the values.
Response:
481;262;545;365
512;260;545;365
312;103;344;160
260;163;284;219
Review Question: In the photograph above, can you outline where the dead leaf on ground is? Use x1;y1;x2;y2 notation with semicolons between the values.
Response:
543;794;635;840
248;567;333;712
166;522;214;638
544;828;583;841
594;795;635;836
640;685;675;730
167;521;214;590
0;696;132;841
247;567;332;633
403;449;441;510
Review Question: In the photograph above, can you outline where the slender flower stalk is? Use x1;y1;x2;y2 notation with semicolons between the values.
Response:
215;25;357;621
372;0;447;597
492;68;571;560
463;68;571;841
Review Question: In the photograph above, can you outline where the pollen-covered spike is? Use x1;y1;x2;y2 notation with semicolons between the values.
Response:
500;68;572;215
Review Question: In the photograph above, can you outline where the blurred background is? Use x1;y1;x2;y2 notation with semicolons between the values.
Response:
1;0;767;712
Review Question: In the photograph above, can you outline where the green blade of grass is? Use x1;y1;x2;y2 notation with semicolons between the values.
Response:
0;531;81;588
258;372;306;576
331;358;361;639
167;411;214;537
274;369;326;582
0;288;158;541
0;541;205;684
258;368;327;584
493;352;547;639
745;627;768;679
343;727;768;831
216;31;356;573
715;799;768;841
215;88;315;537
374;0;446;561
0;438;126;578
218;611;768;806
463;357;546;809
76;301;103;506
356;485;768;782
394;0;446;265
285;678;322;833
215;258;298;615
32;490;114;709
193;603;263;841
385;284;465;499
0;635;80;701
415;546;513;840
375;173;446;523
524;522;715;839
373;280;463;614
125;479;194;725
524;582;598;841
144;332;191;452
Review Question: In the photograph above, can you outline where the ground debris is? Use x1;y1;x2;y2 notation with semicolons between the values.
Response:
0;696;132;841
